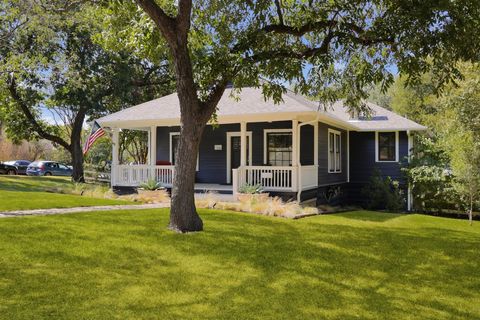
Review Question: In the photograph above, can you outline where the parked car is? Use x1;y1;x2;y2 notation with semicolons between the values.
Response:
26;161;73;177
0;162;17;175
4;160;31;175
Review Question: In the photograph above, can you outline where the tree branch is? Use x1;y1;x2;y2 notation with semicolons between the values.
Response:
7;75;71;151
199;79;230;123
135;0;177;44
273;0;284;25
176;0;192;35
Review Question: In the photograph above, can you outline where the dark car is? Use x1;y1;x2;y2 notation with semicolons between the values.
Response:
26;161;73;177
0;162;18;175
4;160;31;175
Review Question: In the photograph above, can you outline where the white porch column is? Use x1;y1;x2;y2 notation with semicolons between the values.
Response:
240;121;247;167
292;120;298;192
407;130;413;211
147;129;151;165
347;130;350;183
150;126;157;180
292;120;298;167
111;127;119;186
313;121;319;166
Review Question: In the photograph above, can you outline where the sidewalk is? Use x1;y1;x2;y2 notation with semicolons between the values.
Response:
0;203;170;218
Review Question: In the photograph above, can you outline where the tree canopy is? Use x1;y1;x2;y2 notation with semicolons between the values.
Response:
94;0;480;232
0;0;174;181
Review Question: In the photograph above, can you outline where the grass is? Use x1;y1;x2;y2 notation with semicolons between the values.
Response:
0;175;131;211
0;209;479;319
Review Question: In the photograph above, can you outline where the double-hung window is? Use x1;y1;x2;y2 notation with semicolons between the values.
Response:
376;132;398;162
328;129;341;173
265;130;292;166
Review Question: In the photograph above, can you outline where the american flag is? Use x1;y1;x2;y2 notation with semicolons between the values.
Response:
83;121;105;155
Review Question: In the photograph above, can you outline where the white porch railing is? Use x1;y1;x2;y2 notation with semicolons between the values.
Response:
114;165;174;187
236;166;297;192
233;165;319;194
114;164;318;194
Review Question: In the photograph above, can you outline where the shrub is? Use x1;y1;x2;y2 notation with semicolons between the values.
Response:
322;186;342;204
139;179;164;191
238;183;264;194
362;169;405;212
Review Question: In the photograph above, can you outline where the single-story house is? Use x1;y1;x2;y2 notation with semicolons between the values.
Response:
97;86;425;209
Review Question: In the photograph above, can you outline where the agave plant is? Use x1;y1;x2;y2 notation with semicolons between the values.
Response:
139;179;164;191
238;183;264;194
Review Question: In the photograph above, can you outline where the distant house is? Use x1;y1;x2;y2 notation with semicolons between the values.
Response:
97;87;425;208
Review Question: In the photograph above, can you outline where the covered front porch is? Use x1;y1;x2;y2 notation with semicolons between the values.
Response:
109;118;320;198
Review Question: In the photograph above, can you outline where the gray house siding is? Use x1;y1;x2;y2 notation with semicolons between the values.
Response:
156;126;180;162
157;121;300;184
198;124;241;183
349;131;408;183
156;123;409;206
347;131;409;204
156;124;240;184
300;125;314;166
317;123;348;185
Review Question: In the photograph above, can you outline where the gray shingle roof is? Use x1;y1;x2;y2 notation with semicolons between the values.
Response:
97;87;426;131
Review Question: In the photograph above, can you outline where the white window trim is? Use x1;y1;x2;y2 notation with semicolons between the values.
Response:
328;128;342;173
169;132;199;171
226;131;253;183
263;128;293;165
375;131;399;163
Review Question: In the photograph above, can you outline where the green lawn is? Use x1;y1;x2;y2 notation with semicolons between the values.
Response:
0;209;479;319
0;176;130;211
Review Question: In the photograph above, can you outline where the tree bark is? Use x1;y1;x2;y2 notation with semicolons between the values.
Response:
70;138;84;182
469;195;473;226
168;39;205;232
70;108;86;183
136;0;226;232
169;116;205;232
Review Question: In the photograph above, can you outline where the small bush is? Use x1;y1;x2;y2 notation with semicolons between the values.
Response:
362;169;405;212
238;183;264;194
139;179;164;191
322;186;342;204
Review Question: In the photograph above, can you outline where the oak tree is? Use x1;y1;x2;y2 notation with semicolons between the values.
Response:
100;0;480;232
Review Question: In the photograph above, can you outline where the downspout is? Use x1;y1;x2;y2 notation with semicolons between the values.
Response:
407;130;413;211
296;113;321;202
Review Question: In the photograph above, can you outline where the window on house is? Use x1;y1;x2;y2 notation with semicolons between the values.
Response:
267;132;292;166
328;130;341;173
377;132;397;162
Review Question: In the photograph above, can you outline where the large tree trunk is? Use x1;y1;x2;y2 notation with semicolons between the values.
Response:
70;108;86;183
169;116;205;232
70;139;85;182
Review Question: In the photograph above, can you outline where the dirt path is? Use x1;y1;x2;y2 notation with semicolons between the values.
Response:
0;203;170;218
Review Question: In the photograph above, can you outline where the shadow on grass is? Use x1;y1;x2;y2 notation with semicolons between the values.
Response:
0;209;479;319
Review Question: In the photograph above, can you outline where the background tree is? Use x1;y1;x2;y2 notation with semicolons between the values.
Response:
0;0;174;181
118;130;149;165
98;0;480;232
392;63;480;221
